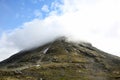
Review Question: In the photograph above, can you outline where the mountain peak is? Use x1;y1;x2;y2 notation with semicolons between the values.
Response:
0;37;120;80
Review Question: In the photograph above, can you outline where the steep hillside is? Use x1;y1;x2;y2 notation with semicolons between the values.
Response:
0;37;120;80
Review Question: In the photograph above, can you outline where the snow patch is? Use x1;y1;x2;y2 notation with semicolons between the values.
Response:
43;48;49;54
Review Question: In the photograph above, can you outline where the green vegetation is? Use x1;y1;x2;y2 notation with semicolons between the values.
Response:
0;37;120;80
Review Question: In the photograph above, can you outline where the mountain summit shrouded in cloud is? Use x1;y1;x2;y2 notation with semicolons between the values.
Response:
0;37;120;80
0;0;120;61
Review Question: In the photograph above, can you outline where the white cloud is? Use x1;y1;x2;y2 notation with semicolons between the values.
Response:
41;5;49;12
0;0;120;61
7;18;64;50
34;10;42;18
0;33;19;61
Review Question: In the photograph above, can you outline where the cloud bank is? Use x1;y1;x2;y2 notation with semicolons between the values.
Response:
0;0;120;61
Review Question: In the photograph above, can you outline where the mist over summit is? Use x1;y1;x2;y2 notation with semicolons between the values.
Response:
0;0;120;64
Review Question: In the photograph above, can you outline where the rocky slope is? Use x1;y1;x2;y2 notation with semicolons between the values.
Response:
0;37;120;80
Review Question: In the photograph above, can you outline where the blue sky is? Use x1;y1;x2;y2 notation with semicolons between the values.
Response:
0;0;120;61
0;0;56;31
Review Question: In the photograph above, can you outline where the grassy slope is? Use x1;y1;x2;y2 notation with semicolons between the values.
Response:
0;39;120;80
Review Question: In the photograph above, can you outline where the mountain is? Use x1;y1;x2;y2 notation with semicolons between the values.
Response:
0;37;120;80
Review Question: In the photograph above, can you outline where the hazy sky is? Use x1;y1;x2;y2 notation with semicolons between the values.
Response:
0;0;120;61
